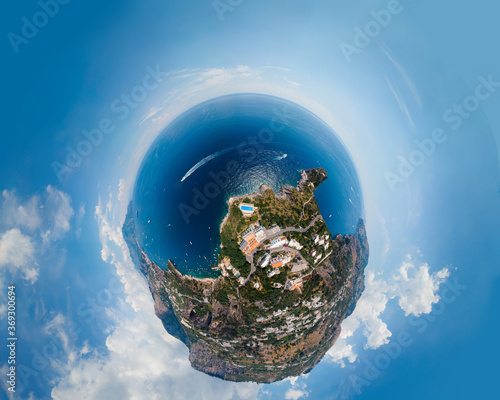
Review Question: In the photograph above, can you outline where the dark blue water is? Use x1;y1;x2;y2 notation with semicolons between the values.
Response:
133;94;363;277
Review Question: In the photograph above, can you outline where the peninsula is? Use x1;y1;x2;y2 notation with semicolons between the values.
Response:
122;168;369;382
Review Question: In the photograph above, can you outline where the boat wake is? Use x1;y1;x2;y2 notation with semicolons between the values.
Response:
181;144;241;182
274;153;287;161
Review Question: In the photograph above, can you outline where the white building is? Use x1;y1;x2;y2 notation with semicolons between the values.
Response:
260;253;271;268
282;254;292;265
288;239;303;250
267;269;280;278
268;236;289;249
255;227;266;241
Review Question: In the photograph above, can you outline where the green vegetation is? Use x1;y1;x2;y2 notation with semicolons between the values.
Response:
254;186;319;229
220;204;251;275
127;169;369;383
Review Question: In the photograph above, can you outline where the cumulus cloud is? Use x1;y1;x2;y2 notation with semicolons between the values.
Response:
0;228;38;283
327;336;358;368
394;260;450;317
1;189;42;231
328;255;450;366
51;183;263;400
285;388;308;400
52;309;261;400
0;228;35;268
0;186;74;284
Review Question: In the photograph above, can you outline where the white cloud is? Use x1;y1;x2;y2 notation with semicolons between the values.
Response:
52;311;261;400
117;179;127;203
328;255;450;366
379;41;422;109
283;76;302;87
285;388;308;400
44;185;74;242
1;189;42;231
327;336;357;367
385;76;416;132
375;207;390;256
0;186;74;284
52;182;263;400
75;203;86;238
44;313;78;364
394;260;450;317
0;228;38;283
285;376;299;386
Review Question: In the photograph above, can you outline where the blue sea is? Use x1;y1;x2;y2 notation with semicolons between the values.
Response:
133;94;363;277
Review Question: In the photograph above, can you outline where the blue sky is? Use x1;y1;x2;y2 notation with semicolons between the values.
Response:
1;1;500;399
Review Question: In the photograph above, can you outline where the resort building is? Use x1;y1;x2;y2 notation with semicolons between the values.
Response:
219;257;233;277
260;254;271;268
286;277;303;291
268;236;289;249
254;226;266;241
267;269;280;278
288;239;303;250
240;238;260;255
270;253;292;269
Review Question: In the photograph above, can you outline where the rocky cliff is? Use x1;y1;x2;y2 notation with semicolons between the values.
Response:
122;202;368;382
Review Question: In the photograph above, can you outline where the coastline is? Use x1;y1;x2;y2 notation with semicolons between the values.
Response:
219;191;261;233
219;169;314;234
